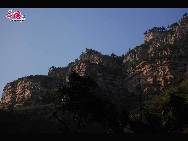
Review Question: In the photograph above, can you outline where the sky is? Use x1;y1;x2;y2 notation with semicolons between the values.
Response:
0;8;187;96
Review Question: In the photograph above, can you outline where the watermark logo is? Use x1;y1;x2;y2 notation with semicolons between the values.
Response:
5;9;26;22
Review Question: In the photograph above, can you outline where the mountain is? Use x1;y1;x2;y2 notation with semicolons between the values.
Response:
0;13;188;134
123;13;188;96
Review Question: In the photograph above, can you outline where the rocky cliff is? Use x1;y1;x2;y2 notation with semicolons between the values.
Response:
0;75;65;108
124;14;188;97
1;13;188;111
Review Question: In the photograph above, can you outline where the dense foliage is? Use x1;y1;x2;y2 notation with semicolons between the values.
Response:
42;72;129;134
144;80;188;133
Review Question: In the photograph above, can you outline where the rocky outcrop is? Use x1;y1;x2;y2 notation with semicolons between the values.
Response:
144;14;188;45
0;75;64;108
1;13;188;110
125;60;187;97
48;48;131;108
123;14;188;97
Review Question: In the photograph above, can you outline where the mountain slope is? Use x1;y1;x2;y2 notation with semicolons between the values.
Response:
0;13;188;134
1;13;188;110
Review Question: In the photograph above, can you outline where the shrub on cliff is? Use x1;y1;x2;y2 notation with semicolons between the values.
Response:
144;80;188;133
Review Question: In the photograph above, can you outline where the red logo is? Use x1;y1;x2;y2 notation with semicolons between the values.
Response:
6;9;26;22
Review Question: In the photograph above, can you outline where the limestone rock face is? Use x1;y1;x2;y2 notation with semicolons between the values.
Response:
1;13;188;110
144;15;188;45
47;49;130;108
0;75;64;108
126;60;187;97
123;14;188;96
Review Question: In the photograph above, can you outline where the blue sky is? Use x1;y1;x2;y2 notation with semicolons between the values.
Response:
0;8;187;96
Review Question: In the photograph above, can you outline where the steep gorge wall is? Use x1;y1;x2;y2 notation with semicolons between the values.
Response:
124;14;188;96
48;49;132;108
0;75;64;108
1;13;188;109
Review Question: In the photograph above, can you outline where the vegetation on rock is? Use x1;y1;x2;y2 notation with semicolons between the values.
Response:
0;13;188;134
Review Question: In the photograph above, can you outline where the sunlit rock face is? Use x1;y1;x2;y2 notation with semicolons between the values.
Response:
0;75;64;108
47;49;130;108
1;13;188;110
125;60;187;97
144;14;188;45
123;14;188;96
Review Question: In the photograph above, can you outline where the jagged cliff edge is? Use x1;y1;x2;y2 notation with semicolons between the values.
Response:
0;13;188;110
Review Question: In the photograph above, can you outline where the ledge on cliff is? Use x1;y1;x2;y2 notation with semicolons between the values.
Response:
144;13;188;43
